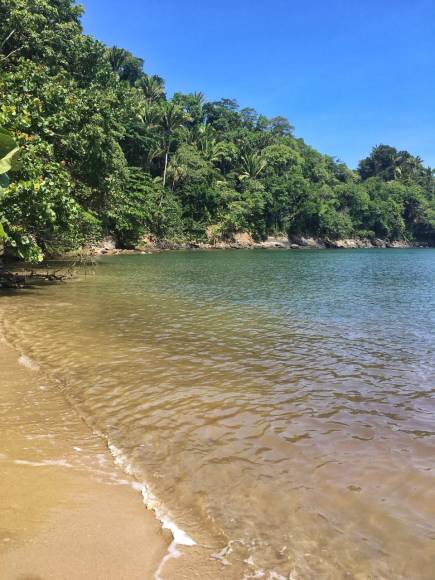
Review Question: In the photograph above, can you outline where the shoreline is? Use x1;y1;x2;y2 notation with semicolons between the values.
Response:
0;325;171;579
2;235;431;269
87;234;433;257
0;307;242;579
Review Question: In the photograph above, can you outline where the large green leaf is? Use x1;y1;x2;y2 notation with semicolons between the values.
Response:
0;146;20;174
0;128;16;158
0;128;20;175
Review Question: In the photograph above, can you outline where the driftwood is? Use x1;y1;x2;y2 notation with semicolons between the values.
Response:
0;266;74;288
0;254;96;289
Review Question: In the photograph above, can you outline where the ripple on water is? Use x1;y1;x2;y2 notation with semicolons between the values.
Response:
2;249;435;578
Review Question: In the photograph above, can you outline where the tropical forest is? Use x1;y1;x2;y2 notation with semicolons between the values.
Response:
1;0;434;262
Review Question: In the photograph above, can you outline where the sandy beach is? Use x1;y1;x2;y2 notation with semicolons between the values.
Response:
0;331;170;580
0;298;242;580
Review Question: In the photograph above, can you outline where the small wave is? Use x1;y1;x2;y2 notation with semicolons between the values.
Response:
18;354;40;371
107;442;195;579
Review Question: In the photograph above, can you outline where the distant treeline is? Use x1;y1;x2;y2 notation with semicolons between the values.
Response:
1;0;434;261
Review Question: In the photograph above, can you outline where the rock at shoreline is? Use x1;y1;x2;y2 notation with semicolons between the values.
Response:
259;236;291;249
289;236;325;248
91;235;117;255
81;232;427;257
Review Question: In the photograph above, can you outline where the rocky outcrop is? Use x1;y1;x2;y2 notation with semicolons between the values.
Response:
386;240;416;248
324;238;374;249
259;236;291;248
289;236;325;248
84;232;429;257
204;234;293;249
323;238;425;249
90;235;117;255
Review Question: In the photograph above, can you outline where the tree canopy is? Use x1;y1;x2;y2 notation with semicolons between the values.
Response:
1;0;434;261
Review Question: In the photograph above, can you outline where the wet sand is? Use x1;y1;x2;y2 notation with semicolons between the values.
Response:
0;334;170;580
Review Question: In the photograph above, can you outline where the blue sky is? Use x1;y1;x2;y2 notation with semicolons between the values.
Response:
81;0;435;169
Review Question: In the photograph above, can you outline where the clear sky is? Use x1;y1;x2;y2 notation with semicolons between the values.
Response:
81;0;435;169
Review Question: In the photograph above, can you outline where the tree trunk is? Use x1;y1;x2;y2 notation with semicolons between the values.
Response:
162;148;169;187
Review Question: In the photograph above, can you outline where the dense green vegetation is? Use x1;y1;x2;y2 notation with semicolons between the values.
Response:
1;0;434;261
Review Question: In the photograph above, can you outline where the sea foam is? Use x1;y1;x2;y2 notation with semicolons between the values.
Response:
14;458;73;468
18;354;40;371
107;442;195;579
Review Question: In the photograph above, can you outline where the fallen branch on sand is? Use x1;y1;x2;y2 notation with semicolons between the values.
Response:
0;267;74;288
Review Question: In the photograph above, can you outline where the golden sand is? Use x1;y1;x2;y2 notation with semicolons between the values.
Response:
0;335;170;580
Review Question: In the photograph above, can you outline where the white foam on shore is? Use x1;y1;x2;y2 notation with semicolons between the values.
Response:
14;458;73;468
153;538;183;580
18;354;40;371
107;442;195;579
0;323;194;578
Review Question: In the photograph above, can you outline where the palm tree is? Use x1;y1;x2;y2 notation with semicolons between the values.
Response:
137;75;166;103
405;155;423;179
167;158;188;189
239;151;267;180
107;46;143;84
192;91;206;105
197;126;217;159
158;102;190;187
395;151;424;181
139;101;161;128
195;126;238;173
107;46;130;76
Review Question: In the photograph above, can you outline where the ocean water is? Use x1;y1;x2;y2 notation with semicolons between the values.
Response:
2;249;435;578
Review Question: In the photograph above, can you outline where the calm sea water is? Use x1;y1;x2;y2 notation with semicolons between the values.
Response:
3;249;435;578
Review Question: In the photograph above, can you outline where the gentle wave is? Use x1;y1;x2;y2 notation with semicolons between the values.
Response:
107;442;196;580
2;250;435;578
